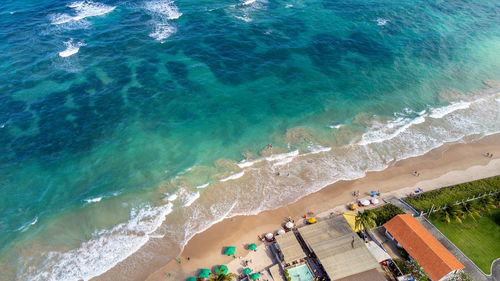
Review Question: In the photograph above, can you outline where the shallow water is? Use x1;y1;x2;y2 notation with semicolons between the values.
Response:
0;0;499;280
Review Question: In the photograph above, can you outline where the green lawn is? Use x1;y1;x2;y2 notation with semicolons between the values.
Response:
429;209;500;274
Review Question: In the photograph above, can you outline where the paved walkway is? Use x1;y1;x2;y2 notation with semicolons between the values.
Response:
385;195;419;215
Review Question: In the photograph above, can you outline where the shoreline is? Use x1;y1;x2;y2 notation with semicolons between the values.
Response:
132;133;500;281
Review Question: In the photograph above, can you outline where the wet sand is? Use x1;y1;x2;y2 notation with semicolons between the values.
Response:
135;133;500;281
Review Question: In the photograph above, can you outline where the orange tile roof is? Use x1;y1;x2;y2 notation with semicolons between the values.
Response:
384;214;465;281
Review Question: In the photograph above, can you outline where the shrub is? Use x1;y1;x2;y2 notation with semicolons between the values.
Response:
404;176;499;212
367;204;405;225
393;258;430;281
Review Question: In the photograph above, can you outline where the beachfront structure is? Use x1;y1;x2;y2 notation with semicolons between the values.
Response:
384;214;465;281
274;231;306;264
297;216;384;280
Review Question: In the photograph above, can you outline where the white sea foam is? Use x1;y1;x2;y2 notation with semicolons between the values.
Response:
237;159;261;168
17;216;39;232
167;193;178;201
328;124;342;129
307;145;332;154
285;4;293;8
85;197;102;204
183;192;200;207
59;40;86;57
196;183;209;189
241;0;258;6
429;101;471;119
359;113;426;146
26;203;173;281
220;171;245;182
265;150;299;162
376;18;389;26
144;0;182;19
149;24;177;41
144;0;182;41
50;1;115;25
235;15;252;22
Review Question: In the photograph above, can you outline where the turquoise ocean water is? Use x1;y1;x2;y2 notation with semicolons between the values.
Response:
0;0;499;280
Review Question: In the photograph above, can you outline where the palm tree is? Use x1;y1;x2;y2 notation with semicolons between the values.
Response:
461;201;480;222
440;205;464;224
355;210;377;232
211;273;237;281
477;196;496;215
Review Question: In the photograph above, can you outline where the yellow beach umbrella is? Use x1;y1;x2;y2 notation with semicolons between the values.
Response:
308;217;317;224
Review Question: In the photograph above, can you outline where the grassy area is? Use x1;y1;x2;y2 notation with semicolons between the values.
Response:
367;204;404;226
405;175;500;212
429;208;500;274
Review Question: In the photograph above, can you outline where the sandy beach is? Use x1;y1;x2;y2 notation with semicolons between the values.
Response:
130;134;500;281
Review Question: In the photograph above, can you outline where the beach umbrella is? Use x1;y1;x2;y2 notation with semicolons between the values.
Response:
248;243;257;251
371;198;379;205
370;190;376;194
265;233;273;240
186;277;197;281
224;246;236;256
243;267;252;275
349;203;358;210
308;217;317;224
285;221;294;229
360;199;370;206
215;264;228;275
250;273;261;280
199;268;210;278
276;229;285;235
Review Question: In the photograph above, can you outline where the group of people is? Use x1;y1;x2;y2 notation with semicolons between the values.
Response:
485;152;494;158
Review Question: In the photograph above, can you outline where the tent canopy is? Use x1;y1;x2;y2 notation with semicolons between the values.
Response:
285;221;294;229
248;243;257;250
215;264;228;274
343;211;363;232
224;246;236;256
199;268;210;278
250;272;260;280
277;229;285;235
265;233;273;239
243;267;252;275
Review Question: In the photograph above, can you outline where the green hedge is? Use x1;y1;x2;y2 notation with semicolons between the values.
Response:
404;176;500;212
366;204;405;225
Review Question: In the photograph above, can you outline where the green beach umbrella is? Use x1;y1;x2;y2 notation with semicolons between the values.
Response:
224;246;236;256
248;243;257;251
186;277;197;281
215;264;228;275
243;267;252;275
250;273;260;280
198;268;210;278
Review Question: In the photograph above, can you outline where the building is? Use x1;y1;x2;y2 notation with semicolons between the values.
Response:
275;231;306;265
384;214;465;281
297;216;385;280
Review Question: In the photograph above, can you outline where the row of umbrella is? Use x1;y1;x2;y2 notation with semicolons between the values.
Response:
186;266;260;280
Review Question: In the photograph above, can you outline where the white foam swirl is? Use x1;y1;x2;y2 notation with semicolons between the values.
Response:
144;0;182;41
50;1;115;25
59;39;86;57
25;203;173;281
